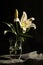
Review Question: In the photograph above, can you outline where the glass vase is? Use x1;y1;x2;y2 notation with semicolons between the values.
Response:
9;36;23;59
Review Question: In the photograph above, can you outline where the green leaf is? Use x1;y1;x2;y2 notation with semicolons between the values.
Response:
4;30;12;35
4;30;8;35
19;33;32;38
3;22;11;27
3;22;17;35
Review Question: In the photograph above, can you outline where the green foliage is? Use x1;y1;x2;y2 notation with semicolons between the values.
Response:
3;22;32;39
3;22;17;35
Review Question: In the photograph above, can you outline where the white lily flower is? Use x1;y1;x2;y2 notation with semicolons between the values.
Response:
19;11;36;33
14;9;36;33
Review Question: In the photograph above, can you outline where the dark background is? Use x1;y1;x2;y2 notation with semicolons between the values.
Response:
0;0;43;55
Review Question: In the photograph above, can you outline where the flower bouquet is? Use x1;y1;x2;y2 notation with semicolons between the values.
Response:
3;9;36;59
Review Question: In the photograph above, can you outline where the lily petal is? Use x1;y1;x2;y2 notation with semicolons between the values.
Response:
23;28;26;33
30;23;36;29
29;17;35;21
21;11;27;22
14;18;20;22
25;19;32;28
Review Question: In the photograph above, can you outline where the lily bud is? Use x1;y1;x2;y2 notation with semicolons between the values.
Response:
14;9;18;19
